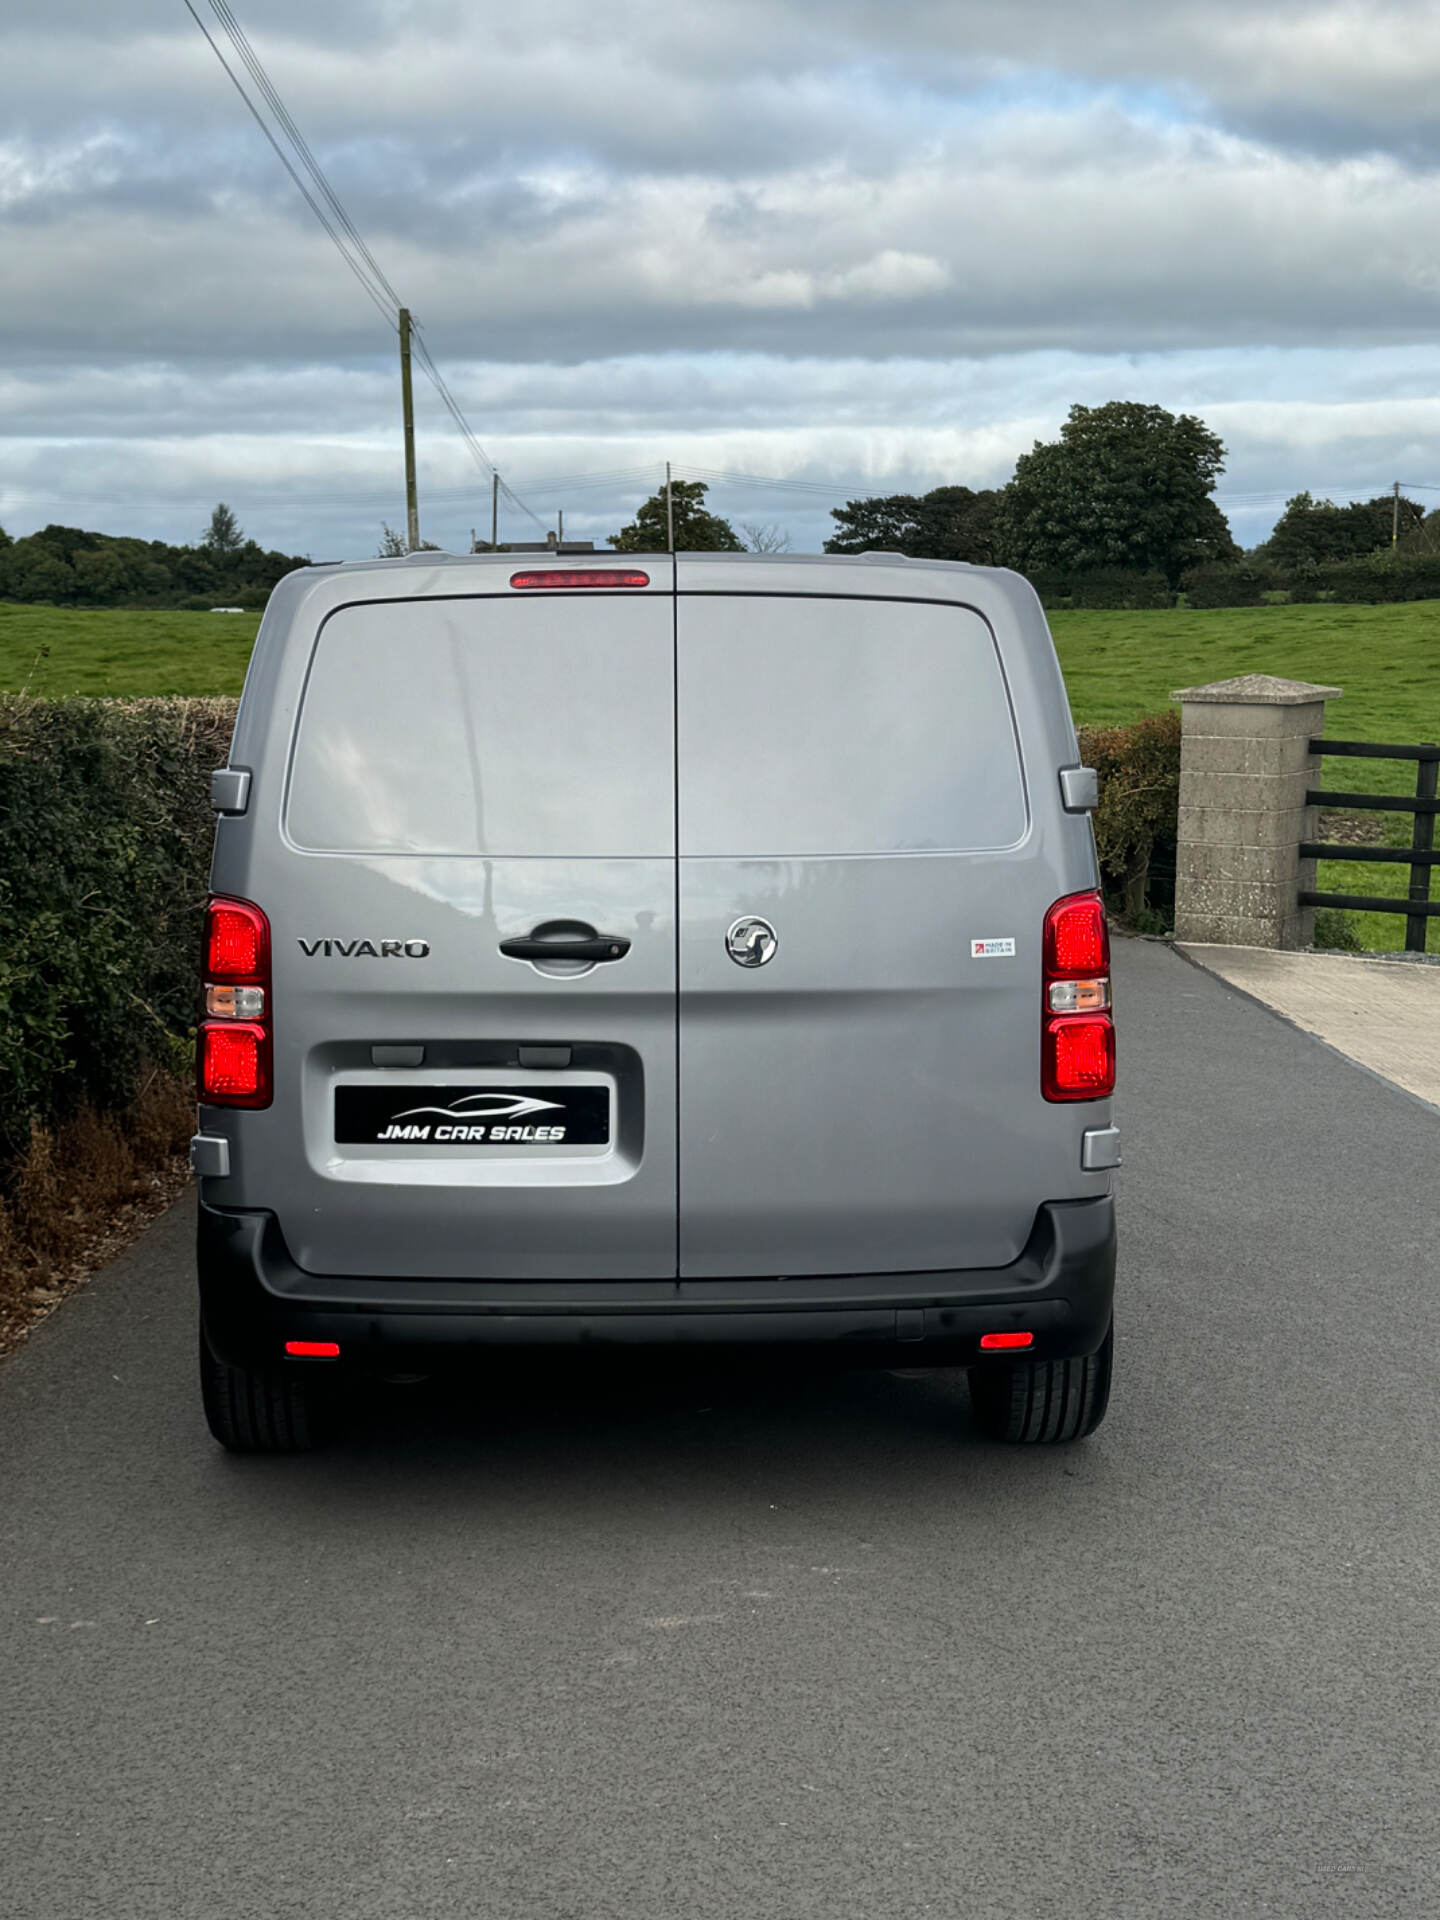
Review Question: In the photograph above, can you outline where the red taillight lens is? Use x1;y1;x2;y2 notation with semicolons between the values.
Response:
200;897;272;1109
197;1021;270;1105
285;1340;340;1359
1044;892;1108;975
1042;890;1114;1102
979;1330;1035;1351
1043;1015;1116;1101
206;898;269;981
510;569;650;590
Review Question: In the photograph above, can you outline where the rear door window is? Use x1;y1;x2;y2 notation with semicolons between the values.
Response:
678;596;1026;856
286;596;674;857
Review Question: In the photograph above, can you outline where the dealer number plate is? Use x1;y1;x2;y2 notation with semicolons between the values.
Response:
335;1085;610;1147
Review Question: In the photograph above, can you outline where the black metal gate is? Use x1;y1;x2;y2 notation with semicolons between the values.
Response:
1300;739;1440;953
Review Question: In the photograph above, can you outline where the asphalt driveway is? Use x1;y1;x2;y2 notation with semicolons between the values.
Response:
1;937;1436;1919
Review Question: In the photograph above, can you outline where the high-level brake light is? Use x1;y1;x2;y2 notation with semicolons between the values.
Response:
510;569;650;590
1042;890;1115;1102
198;896;273;1108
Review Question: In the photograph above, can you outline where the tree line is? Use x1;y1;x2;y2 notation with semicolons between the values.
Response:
821;402;1437;586
600;403;1245;582
0;505;309;610
604;402;1439;596
5;409;1436;609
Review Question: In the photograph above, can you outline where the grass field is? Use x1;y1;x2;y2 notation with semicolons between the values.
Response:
0;603;260;698
1049;602;1439;743
4;597;1436;950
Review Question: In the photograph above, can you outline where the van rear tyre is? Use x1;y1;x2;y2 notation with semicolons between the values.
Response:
967;1322;1112;1444
200;1323;327;1454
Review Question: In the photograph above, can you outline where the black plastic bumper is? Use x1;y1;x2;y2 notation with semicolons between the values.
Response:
198;1198;1115;1371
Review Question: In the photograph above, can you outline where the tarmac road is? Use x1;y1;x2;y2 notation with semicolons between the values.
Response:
2;938;1437;1919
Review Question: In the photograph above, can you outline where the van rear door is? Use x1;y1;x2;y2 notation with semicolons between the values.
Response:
676;574;1046;1278
261;579;677;1280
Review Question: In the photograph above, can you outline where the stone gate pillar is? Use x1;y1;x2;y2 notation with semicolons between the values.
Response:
1171;674;1342;949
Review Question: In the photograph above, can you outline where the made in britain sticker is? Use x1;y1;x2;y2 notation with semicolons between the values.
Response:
971;937;1017;958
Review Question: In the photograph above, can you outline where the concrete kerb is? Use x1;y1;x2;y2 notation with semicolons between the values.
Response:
1174;939;1440;1115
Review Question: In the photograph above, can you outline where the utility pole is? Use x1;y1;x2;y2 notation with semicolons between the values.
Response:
665;461;675;552
491;473;499;551
558;509;565;548
398;307;419;552
1393;480;1401;549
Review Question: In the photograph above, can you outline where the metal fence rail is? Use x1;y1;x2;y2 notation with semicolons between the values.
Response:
1300;739;1440;952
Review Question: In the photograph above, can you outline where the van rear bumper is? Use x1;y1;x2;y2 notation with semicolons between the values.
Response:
197;1197;1115;1368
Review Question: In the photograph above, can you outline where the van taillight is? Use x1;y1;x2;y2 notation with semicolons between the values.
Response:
1042;891;1114;1102
199;1023;268;1103
198;895;272;1108
206;899;268;979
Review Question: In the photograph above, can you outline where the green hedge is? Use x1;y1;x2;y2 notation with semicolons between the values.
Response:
1076;709;1181;921
1300;552;1440;603
1182;551;1440;608
1027;553;1440;610
1179;562;1280;609
0;697;236;1174
1030;567;1173;610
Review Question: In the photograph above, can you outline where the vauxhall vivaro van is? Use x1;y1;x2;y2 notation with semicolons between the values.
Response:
193;552;1117;1451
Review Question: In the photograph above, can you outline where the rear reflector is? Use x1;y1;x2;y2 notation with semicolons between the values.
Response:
1042;1015;1116;1101
979;1331;1035;1351
284;1340;340;1359
510;569;650;590
205;898;269;980
197;1021;270;1106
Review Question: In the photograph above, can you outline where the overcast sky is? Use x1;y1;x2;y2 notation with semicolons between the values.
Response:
4;0;1440;556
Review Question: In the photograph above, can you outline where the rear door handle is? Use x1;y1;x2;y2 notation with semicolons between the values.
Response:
499;922;631;963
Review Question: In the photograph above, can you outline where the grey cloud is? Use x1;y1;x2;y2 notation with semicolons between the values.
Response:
6;3;1440;161
0;30;936;184
5;109;1440;368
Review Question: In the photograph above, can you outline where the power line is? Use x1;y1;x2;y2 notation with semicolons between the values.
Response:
409;330;493;472
1216;481;1440;505
499;484;548;532
185;0;547;532
206;0;403;316
504;464;663;494
181;0;396;328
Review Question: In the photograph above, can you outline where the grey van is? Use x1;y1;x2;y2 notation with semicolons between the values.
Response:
193;551;1117;1451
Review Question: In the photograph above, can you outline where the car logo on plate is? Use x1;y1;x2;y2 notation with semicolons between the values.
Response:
726;916;778;967
392;1093;563;1122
